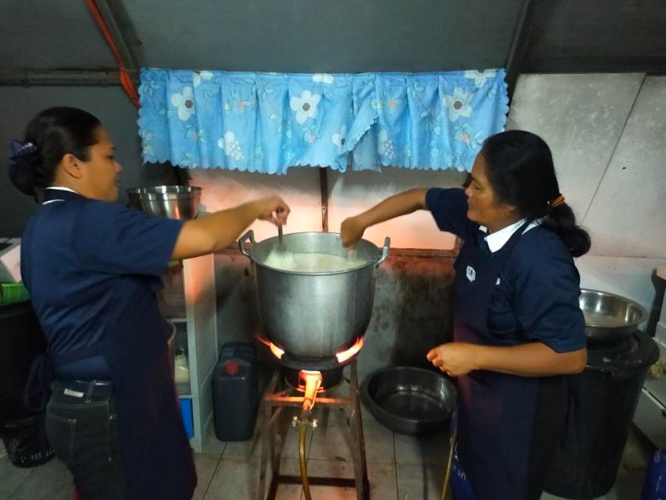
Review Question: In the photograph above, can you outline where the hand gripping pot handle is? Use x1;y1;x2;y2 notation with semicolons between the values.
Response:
376;237;391;266
238;230;257;258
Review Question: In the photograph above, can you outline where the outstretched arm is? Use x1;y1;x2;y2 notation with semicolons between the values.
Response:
172;196;290;260
340;188;428;247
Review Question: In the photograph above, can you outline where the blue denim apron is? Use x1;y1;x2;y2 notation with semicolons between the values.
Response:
452;222;568;500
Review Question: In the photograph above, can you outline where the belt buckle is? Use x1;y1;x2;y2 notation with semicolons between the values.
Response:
63;387;85;398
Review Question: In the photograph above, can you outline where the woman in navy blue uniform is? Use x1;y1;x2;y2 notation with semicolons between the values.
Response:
341;130;590;500
7;107;290;500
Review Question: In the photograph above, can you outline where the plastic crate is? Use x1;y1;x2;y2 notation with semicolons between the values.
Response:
0;283;30;305
0;415;54;468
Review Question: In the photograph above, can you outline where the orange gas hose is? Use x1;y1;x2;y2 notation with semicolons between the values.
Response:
86;0;140;108
440;427;458;500
299;426;312;500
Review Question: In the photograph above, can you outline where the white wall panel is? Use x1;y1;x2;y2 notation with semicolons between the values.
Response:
507;73;644;223
188;167;321;244
582;76;666;258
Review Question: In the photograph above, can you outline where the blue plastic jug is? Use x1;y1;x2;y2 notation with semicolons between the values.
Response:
642;450;666;500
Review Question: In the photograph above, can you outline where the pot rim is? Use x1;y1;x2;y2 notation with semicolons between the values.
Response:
126;185;202;199
250;231;381;276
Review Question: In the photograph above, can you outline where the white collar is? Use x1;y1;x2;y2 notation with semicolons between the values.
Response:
46;186;78;194
479;218;540;253
43;186;80;205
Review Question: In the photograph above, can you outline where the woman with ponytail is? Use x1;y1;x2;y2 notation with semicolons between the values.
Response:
8;107;290;500
341;130;590;500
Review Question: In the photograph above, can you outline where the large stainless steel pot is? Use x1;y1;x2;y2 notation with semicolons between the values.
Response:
127;185;201;219
580;288;647;343
239;231;390;358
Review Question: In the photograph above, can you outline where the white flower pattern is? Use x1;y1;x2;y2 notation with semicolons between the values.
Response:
141;69;507;172
290;90;321;124
217;132;244;160
378;131;396;160
140;130;154;156
313;74;335;84
171;87;195;121
464;70;497;88
193;70;213;88
332;125;347;152
443;88;473;122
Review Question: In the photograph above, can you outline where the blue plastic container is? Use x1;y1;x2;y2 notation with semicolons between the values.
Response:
642;450;666;500
180;399;194;439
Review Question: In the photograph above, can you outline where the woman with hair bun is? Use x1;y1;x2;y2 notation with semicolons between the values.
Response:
8;107;290;500
341;130;590;500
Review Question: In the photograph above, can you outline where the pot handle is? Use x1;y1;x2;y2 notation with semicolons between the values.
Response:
376;237;391;266
238;230;256;258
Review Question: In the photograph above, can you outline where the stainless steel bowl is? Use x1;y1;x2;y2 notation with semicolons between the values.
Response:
580;289;647;343
361;366;457;435
126;185;201;219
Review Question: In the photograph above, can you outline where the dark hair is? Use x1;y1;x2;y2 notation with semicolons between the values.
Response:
481;130;591;257
8;107;101;198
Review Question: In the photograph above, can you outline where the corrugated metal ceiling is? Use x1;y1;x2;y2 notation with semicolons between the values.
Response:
1;1;664;76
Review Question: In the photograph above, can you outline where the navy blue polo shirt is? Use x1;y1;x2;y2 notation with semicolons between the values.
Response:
426;187;585;353
20;189;184;362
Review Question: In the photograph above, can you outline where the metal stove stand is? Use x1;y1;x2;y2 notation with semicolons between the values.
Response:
257;359;370;500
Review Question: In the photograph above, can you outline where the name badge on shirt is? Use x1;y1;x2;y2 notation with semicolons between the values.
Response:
466;265;476;282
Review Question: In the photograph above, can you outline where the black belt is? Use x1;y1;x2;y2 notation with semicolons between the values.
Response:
54;379;114;401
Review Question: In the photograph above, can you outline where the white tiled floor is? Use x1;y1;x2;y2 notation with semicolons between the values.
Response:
0;398;655;500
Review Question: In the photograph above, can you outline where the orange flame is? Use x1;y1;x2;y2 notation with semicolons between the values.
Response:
299;370;323;409
335;337;364;364
256;334;364;364
255;335;285;359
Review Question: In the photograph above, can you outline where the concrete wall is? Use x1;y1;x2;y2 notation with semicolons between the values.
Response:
0;87;167;237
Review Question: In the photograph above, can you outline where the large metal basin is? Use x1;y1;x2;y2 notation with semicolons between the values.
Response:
361;366;457;435
127;185;201;219
580;288;647;344
239;231;390;358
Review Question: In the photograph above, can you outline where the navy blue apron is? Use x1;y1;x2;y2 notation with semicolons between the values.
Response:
453;222;568;500
25;190;196;500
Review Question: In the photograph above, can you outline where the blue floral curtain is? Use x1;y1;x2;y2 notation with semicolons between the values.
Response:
138;68;508;174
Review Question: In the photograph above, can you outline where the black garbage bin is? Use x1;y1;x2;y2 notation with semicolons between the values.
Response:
0;415;54;468
213;342;258;441
0;301;54;468
544;330;659;499
0;301;47;422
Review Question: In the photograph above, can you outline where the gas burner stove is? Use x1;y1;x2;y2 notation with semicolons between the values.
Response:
278;352;343;371
256;334;365;389
278;353;345;389
258;359;370;500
